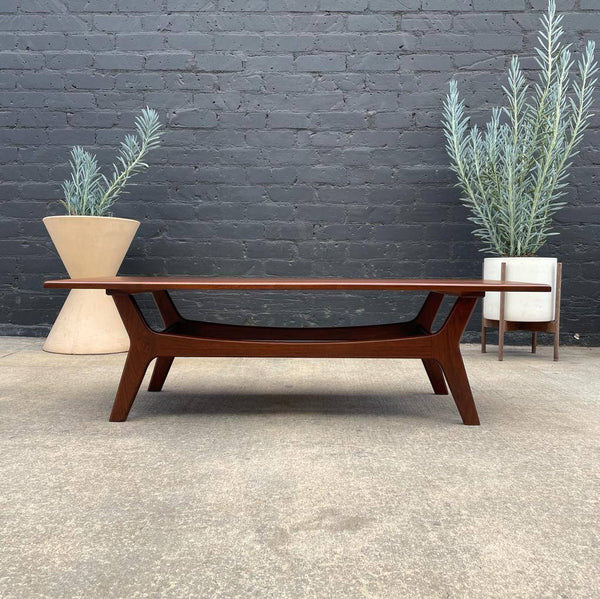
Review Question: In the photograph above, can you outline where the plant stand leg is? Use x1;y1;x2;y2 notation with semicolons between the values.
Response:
481;321;487;353
532;332;537;354
498;262;506;361
553;263;562;361
148;357;174;392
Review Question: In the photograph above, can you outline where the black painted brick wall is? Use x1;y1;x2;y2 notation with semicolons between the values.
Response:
1;0;599;344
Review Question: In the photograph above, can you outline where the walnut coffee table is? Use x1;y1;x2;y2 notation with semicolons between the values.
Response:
44;277;550;425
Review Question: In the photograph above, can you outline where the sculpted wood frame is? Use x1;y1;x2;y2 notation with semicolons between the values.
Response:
44;277;551;425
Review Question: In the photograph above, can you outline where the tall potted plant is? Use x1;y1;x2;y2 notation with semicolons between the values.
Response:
442;0;597;323
44;107;162;354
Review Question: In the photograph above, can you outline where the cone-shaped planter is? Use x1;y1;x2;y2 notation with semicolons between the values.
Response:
43;215;140;354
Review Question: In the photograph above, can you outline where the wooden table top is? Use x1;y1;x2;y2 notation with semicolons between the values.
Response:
44;276;552;296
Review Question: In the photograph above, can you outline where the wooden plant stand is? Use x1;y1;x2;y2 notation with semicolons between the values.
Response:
481;262;562;361
44;277;551;425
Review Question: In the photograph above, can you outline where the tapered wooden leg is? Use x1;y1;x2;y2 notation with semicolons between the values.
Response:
440;352;480;425
148;356;174;392
434;295;480;425
415;294;448;395
109;350;152;422
531;332;537;354
422;359;448;395
481;321;487;353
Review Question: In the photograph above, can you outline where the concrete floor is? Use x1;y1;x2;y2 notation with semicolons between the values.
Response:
0;337;598;598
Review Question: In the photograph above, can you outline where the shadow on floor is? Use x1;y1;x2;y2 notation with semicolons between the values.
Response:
120;390;457;423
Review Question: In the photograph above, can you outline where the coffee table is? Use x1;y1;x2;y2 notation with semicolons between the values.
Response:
44;277;551;424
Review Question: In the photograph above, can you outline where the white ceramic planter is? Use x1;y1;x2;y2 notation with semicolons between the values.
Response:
483;257;557;322
43;215;140;354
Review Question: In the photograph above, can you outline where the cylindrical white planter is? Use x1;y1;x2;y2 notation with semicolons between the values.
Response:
483;257;557;322
43;215;140;354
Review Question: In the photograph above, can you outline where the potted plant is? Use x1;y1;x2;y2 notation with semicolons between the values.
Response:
44;107;162;354
442;0;597;323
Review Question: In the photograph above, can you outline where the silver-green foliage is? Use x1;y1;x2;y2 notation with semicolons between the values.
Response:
443;0;597;256
60;107;163;216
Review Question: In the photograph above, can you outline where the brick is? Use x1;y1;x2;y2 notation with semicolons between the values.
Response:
0;0;17;11
295;54;346;72
215;15;293;31
0;15;44;31
348;15;397;31
314;33;362;52
196;53;243;72
247;167;297;183
263;34;315;51
219;0;267;9
0;52;44;69
292;15;345;31
213;34;261;51
218;112;267;128
347;53;399;71
167;33;213;51
370;0;420;9
247;130;296;146
94;15;141;32
373;112;412;128
116;33;164;51
145;52;196;71
94;53;144;70
46;52;93;69
473;0;524;8
268;0;318;10
401;14;453;31
268;112;311;129
420;33;473;51
20;72;64;89
297;166;347;184
17;33;66;51
44;15;90;32
169;109;218;128
473;34;523;51
141;15;196;32
264;74;314;92
117;0;163;11
320;0;368;11
66;34;114;51
310;112;368;130
166;0;215;10
422;0;472;9
246;55;294;72
115;73;164;90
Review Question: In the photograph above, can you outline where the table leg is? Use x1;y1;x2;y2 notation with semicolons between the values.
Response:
148;357;174;392
422;359;448;395
415;292;448;396
434;296;480;425
110;351;152;422
147;291;183;391
109;292;155;422
106;290;482;425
